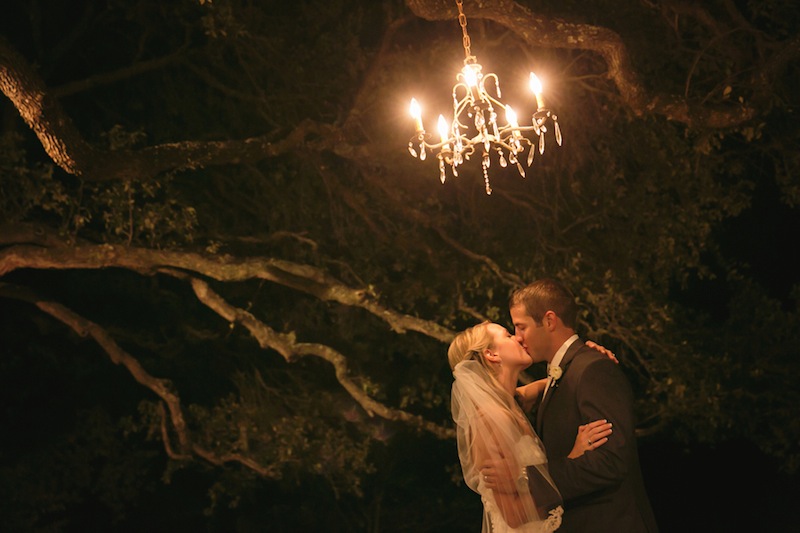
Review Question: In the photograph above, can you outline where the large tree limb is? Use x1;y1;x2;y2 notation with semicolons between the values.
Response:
0;36;343;182
0;36;97;177
0;273;454;443
0;237;455;344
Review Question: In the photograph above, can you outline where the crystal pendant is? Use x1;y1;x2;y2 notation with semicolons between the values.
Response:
497;148;507;168
408;142;417;158
554;119;562;146
474;110;485;130
527;145;535;166
490;112;500;138
539;133;545;155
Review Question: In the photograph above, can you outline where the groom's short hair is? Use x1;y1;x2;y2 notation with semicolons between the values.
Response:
510;278;578;329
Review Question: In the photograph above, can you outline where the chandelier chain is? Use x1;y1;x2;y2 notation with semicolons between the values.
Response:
456;0;473;62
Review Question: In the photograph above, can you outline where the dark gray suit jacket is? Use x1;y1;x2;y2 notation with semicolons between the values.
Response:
528;339;658;532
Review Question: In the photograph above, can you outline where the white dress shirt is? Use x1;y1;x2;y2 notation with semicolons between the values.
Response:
542;334;579;399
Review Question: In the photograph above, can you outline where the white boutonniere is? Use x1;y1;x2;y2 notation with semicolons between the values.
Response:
548;365;563;381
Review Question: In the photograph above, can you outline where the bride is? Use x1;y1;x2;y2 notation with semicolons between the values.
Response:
448;322;611;532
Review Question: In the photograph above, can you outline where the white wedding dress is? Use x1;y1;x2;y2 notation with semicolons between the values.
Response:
452;361;563;532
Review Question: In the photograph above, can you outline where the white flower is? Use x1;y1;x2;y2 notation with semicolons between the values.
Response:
548;365;563;381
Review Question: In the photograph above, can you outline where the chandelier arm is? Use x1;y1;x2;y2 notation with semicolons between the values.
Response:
452;84;474;106
480;73;501;95
453;90;472;105
452;119;471;132
478;92;505;111
424;140;452;151
453;102;474;126
492;139;522;153
511;125;547;135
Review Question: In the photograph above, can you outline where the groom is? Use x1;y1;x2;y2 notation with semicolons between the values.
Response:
509;278;658;532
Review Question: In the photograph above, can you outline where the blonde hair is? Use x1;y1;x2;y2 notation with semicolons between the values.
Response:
447;321;494;372
448;321;516;410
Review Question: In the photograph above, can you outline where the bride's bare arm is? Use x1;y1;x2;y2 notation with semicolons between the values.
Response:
515;378;547;412
472;412;534;528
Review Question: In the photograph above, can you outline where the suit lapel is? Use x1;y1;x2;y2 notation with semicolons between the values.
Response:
536;337;584;436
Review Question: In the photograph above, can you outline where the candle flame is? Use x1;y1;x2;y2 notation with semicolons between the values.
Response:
529;73;543;95
437;114;450;143
505;105;519;128
410;98;421;119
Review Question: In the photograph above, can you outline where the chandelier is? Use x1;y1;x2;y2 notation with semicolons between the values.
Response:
407;0;562;195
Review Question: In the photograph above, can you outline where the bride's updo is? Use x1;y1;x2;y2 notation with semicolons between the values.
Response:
447;321;494;372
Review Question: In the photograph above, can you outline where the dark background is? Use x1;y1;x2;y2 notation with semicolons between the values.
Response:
2;0;799;531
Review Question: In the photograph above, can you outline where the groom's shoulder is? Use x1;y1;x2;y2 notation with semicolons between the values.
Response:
573;341;603;359
572;343;616;370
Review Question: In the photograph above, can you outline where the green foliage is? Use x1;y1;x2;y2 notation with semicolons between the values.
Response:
88;177;198;247
0;133;65;223
129;368;382;505
0;130;197;246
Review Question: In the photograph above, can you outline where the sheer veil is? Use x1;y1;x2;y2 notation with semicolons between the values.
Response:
452;360;563;532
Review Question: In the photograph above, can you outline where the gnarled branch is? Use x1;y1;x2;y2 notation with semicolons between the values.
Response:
176;272;454;438
0;235;456;344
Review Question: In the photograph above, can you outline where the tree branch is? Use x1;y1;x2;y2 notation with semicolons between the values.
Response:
51;47;188;99
0;281;192;452
175;272;454;439
0;237;456;344
0;36;346;181
0;281;296;476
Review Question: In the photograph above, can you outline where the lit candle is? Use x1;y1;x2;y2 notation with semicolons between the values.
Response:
505;105;522;138
410;98;423;131
437;114;450;146
529;73;544;110
506;105;519;128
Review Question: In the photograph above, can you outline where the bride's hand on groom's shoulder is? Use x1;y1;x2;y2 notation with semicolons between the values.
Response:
585;341;619;364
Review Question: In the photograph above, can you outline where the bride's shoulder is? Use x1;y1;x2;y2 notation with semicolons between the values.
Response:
474;402;515;422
